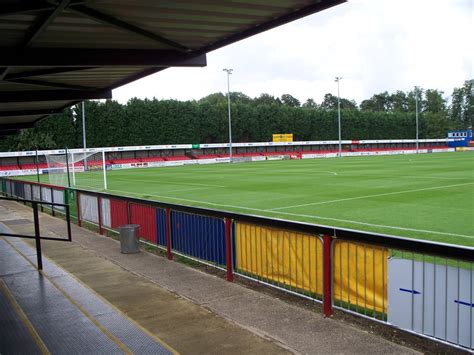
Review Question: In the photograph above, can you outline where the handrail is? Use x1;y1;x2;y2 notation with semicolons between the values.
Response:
75;188;474;262
0;195;69;208
0;196;72;270
10;179;66;190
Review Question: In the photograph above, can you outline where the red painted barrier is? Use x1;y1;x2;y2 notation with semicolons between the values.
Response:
110;199;128;228
130;203;157;244
323;235;333;317
225;218;234;282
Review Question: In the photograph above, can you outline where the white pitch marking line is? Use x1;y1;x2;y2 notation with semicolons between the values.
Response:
107;186;212;196
112;177;226;188
268;182;474;211
268;210;474;240
112;192;474;240
337;173;474;181
400;175;474;180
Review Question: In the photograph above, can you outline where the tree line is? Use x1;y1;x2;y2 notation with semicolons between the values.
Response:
0;80;472;151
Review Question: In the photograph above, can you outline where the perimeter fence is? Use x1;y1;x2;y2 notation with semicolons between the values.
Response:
1;176;473;351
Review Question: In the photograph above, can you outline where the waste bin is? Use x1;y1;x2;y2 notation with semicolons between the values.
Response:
119;224;140;254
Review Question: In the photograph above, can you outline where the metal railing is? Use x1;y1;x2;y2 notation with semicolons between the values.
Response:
72;187;473;350
0;196;72;270
1;176;473;351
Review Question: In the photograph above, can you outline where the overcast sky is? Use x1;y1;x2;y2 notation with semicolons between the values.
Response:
113;0;473;106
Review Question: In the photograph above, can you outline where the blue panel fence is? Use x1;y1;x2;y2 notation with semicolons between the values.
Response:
156;208;167;247
170;211;226;265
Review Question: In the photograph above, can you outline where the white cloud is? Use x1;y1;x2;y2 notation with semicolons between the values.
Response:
113;0;473;105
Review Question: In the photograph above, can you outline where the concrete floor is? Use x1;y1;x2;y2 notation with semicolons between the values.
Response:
0;200;420;354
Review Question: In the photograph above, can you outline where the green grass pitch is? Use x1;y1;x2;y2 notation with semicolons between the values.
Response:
31;152;474;246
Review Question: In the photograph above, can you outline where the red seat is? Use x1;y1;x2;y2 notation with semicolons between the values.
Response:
20;164;38;169
140;157;165;162
111;158;141;164
164;156;190;161
197;154;220;159
0;165;20;171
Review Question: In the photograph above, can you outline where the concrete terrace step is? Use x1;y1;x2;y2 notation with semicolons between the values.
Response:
0;237;172;354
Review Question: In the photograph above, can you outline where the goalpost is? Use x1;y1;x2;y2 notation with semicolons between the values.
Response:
44;149;107;191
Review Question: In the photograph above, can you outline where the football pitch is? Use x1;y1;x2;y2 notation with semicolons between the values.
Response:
33;152;474;246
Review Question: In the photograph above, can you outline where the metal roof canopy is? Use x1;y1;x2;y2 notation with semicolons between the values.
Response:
0;0;345;136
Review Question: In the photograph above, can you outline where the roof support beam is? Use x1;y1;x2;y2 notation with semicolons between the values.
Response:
0;3;54;17
0;67;10;80
201;0;346;54
107;67;164;91
0;89;112;103
8;78;94;91
68;4;190;52
21;0;70;48
5;67;95;80
0;109;64;118
0;49;206;67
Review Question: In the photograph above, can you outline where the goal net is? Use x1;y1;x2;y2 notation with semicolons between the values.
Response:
44;150;107;191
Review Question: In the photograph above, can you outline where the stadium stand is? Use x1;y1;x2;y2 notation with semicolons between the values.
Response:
164;156;191;161
140;157;165;163
0;165;20;171
0;140;453;174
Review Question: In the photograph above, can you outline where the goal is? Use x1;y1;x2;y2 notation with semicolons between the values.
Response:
44;149;107;191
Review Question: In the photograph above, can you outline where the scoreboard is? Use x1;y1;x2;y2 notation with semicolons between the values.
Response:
272;134;293;143
447;130;472;148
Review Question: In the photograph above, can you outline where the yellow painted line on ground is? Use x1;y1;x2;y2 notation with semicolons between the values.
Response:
0;278;50;355
6;237;179;355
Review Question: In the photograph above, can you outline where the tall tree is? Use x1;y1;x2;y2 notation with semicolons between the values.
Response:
280;94;300;107
320;93;338;110
407;87;424;112
302;98;318;109
360;91;392;112
423;89;446;114
450;80;474;129
230;92;252;105
253;93;279;106
1;84;465;152
199;92;226;105
390;91;409;112
322;93;356;110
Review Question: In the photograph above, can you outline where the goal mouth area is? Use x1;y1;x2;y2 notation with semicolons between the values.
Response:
44;151;107;191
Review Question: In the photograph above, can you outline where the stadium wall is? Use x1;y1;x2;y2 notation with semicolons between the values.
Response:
1;177;472;351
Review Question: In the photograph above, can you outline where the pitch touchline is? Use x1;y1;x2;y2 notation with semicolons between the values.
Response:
118;192;474;240
269;182;474;211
